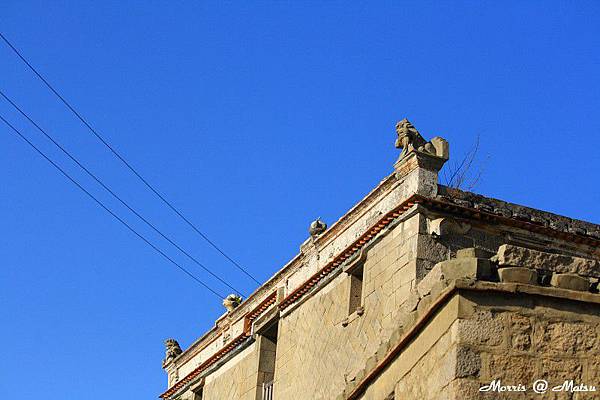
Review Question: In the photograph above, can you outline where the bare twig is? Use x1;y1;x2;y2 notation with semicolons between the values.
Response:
442;134;488;190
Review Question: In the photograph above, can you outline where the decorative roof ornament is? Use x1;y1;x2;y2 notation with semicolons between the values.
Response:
395;118;449;162
162;338;183;367
222;293;242;312
309;218;327;237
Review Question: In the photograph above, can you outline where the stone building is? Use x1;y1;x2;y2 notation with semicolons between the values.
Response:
160;119;600;400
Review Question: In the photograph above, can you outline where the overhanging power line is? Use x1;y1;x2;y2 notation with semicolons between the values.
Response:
0;88;246;297
0;113;225;299
0;31;260;285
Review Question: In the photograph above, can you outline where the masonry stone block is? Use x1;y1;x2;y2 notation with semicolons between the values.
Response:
390;328;402;346
438;258;492;280
540;358;583;385
497;267;538;284
509;314;533;352
456;247;493;259
365;354;378;372
399;311;418;330
417;293;434;315
376;341;390;361
455;347;481;378
534;321;597;356
401;291;420;313
456;311;505;347
496;244;600;277
486;354;536;383
550;273;590;292
417;265;443;297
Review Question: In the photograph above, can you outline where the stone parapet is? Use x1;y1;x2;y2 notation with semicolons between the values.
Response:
496;244;600;277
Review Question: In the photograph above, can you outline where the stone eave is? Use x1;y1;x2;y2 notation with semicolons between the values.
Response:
437;185;600;241
426;193;600;250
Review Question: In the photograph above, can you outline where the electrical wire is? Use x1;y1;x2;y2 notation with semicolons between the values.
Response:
0;31;260;285
0;89;245;297
0;113;225;299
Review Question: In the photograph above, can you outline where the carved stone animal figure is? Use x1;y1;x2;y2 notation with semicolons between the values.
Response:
395;119;449;161
164;338;182;361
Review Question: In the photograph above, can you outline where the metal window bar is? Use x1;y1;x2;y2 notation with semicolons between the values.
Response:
262;380;274;400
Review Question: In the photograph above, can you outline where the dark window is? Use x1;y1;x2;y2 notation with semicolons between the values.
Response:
348;262;364;314
257;321;278;400
192;386;203;400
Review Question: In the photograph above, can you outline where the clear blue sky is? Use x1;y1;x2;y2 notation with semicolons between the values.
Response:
1;1;599;399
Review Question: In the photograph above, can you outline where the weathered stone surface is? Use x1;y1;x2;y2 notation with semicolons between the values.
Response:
417;293;434;315
456;247;493;259
400;311;418;330
455;347;481;378
496;244;600;277
418;256;492;298
498;267;538;284
550;273;590;292
389;328;403;345
510;314;533;352
429;280;449;299
534;321;597;356
417;264;444;297
486;354;537;383
438;258;492;280
365;354;378;372
428;218;471;237
376;341;390;360
587;357;600;385
402;291;421;313
540;358;583;385
456;311;505;347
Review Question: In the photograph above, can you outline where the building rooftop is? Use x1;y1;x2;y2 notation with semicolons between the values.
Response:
159;119;600;399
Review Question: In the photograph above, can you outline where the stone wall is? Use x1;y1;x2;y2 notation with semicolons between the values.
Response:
391;324;459;400
357;295;463;400
346;287;600;400
201;344;259;400
449;290;600;400
273;212;422;399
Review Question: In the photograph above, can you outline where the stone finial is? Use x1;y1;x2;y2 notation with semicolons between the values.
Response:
395;119;449;162
223;293;242;312
162;338;183;367
309;218;327;237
